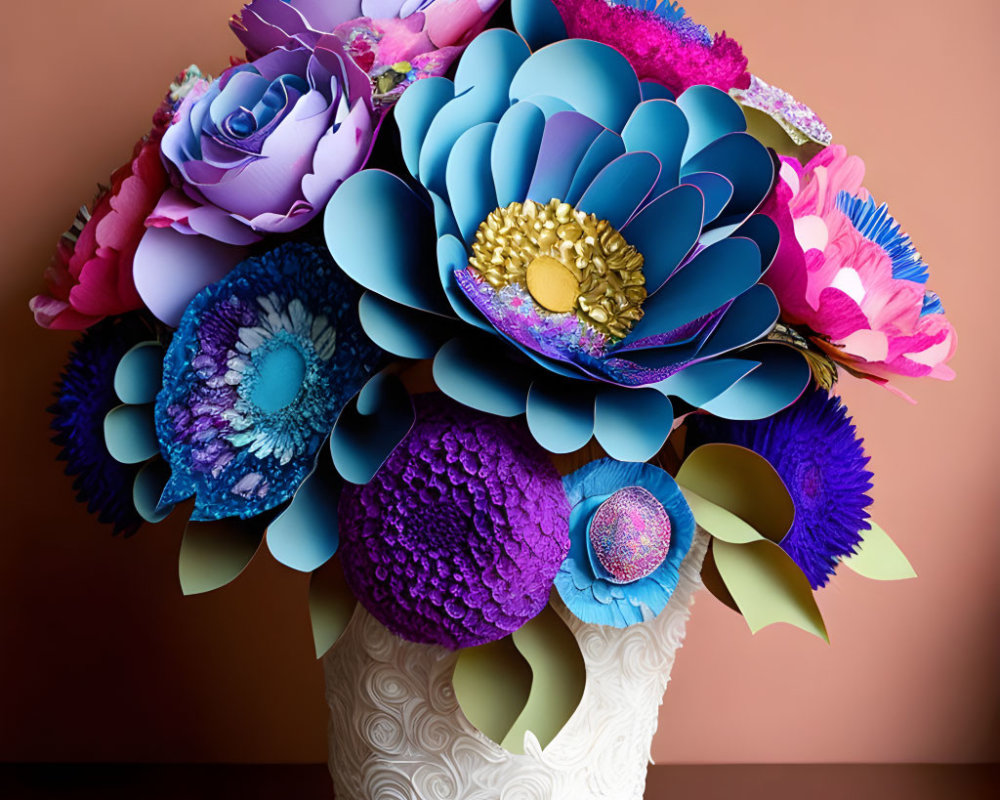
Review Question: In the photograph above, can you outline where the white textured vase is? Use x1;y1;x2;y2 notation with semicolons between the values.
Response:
323;532;709;800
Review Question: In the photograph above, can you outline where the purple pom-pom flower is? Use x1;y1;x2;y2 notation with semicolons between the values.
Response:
687;387;874;588
337;393;570;649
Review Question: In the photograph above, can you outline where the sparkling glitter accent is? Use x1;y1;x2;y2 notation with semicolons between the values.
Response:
468;199;647;341
588;486;672;584
732;75;832;147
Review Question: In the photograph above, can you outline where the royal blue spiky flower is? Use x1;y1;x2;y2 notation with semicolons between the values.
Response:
50;315;154;535
687;387;873;588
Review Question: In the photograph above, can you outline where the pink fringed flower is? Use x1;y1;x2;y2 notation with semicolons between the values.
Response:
29;103;173;330
550;0;749;95
763;145;956;393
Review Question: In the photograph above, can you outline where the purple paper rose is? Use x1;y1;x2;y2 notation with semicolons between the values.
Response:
149;35;375;244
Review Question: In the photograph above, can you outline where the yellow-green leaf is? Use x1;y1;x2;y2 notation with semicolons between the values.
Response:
681;488;764;544
714;539;828;641
841;521;916;581
676;443;793;543
503;603;586;753
453;635;532;747
178;516;264;595
309;556;357;658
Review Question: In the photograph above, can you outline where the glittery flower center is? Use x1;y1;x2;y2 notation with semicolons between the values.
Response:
588;485;672;584
468;199;648;341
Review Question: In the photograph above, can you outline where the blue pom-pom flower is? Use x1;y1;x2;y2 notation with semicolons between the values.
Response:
687;387;874;588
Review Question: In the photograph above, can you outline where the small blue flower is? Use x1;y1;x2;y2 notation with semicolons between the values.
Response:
556;459;695;627
687;387;874;588
156;242;382;521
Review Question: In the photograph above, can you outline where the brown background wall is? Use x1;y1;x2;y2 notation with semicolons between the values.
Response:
1;0;997;764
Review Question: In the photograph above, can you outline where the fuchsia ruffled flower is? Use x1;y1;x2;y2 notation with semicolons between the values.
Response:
231;0;502;104
29;93;178;330
763;145;956;392
550;0;749;95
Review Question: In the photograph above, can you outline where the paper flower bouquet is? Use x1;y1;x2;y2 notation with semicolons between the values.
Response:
33;1;956;797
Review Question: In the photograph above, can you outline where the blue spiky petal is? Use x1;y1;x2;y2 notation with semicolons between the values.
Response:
610;0;712;45
836;191;929;285
687;387;873;588
50;316;154;536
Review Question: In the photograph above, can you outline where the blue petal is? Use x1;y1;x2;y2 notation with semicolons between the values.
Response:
509;40;641;132
653;359;760;408
330;370;415;485
526;112;604;204
628;237;761;342
447;122;499;244
526;379;595;454
622;99;688;193
358;292;455;360
114;342;163;405
437;234;493;332
133;459;173;524
326;170;449;316
432;338;531;417
640;81;675;102
680;171;733;225
593;388;673;462
420;30;531;198
394;76;454;177
511;0;567;50
518;94;576;119
564;130;626;207
104;404;159;465
620;184;703;294
732;214;781;276
677;85;747;164
700;345;811;420
694;284;780;361
492;102;547;207
267;455;340;572
576;151;661;229
681;132;774;221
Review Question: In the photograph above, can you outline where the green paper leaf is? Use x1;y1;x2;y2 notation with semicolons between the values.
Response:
841;520;916;581
178;517;265;595
676;443;793;543
309;556;357;658
453;636;532;747
681;488;763;544
502;603;586;753
714;539;828;642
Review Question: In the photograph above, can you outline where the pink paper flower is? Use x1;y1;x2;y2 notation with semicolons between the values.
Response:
30;109;172;330
763;145;956;393
231;0;502;104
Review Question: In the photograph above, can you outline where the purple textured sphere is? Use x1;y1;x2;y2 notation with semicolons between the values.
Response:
337;394;570;649
588;486;672;584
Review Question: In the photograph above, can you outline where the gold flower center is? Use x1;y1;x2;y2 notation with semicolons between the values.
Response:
468;199;647;340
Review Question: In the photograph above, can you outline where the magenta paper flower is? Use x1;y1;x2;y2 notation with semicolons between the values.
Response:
762;145;956;392
149;35;375;246
231;0;502;104
28;81;185;330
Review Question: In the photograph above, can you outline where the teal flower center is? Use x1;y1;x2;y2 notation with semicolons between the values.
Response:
250;336;307;413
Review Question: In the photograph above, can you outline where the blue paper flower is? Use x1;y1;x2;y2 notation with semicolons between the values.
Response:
155;242;382;522
326;22;808;463
556;459;695;627
51;316;153;535
686;387;873;588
